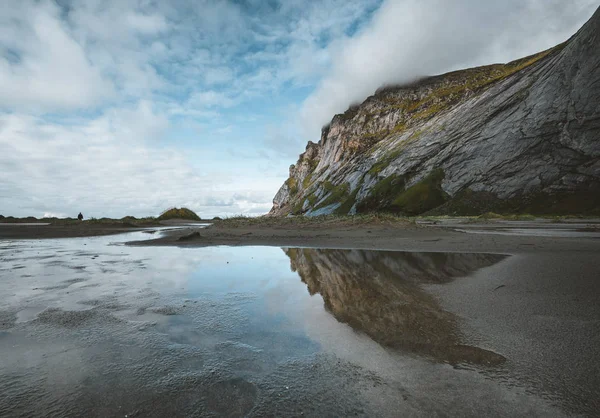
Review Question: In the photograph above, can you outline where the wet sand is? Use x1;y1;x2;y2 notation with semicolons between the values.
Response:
0;220;207;240
131;220;600;416
1;221;599;416
130;218;600;255
0;223;148;239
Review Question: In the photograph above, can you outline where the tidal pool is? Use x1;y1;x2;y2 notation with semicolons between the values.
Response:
0;232;563;417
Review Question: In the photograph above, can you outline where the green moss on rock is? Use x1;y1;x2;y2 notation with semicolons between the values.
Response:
368;148;404;176
334;187;360;215
357;174;406;213
302;174;313;189
357;168;449;215
338;104;361;121
315;183;351;210
306;192;319;206
428;187;600;217
286;178;299;196
291;199;305;215
332;177;365;215
390;169;449;215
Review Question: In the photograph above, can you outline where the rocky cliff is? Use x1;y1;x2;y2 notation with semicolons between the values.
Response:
271;7;600;217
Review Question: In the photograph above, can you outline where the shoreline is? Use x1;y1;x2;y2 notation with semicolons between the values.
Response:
0;219;209;240
2;217;599;255
0;224;148;240
129;219;600;255
2;217;599;415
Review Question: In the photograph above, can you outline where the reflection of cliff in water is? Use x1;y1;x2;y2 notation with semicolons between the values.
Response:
284;248;507;366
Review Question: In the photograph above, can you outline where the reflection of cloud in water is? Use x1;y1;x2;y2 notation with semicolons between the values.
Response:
283;248;508;366
0;237;567;417
0;232;209;311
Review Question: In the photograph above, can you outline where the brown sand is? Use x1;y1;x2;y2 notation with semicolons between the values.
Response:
0;219;203;240
0;223;144;239
128;219;600;255
3;218;599;256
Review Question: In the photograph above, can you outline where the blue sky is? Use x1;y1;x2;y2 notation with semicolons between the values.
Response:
1;0;597;218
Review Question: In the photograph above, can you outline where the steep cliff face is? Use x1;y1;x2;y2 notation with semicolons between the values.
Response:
271;7;600;217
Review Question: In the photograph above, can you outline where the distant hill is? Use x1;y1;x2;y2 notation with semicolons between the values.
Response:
157;207;201;221
271;7;600;217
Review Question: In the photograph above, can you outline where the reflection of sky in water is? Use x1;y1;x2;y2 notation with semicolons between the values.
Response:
0;233;337;362
0;232;567;417
183;246;325;357
0;233;506;362
186;246;295;295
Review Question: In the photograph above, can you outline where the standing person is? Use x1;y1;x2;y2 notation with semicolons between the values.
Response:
78;212;83;221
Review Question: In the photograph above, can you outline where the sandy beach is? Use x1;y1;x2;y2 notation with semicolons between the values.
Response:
1;219;599;416
128;217;600;254
0;219;205;240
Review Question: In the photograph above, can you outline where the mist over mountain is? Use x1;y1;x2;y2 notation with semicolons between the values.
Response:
271;6;600;217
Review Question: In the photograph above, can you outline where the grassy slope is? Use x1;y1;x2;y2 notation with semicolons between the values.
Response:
157;207;202;221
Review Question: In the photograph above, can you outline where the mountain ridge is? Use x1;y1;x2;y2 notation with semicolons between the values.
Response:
270;7;600;217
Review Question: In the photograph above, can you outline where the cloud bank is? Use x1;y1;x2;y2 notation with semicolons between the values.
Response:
300;0;599;138
0;104;281;218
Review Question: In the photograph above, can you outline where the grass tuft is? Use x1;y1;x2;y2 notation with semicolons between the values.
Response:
213;213;414;229
157;207;201;221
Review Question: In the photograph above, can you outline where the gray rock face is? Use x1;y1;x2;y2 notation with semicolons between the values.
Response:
271;7;600;216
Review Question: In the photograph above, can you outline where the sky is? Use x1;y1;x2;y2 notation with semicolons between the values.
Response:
0;0;597;219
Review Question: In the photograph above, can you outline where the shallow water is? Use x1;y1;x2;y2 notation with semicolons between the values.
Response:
0;223;51;226
455;227;600;238
0;232;565;417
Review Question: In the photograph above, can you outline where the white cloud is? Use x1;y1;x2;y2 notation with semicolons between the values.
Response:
42;212;67;219
0;1;114;111
3;0;596;217
0;0;385;217
203;66;235;85
300;0;599;139
0;103;281;218
66;0;169;98
262;124;306;159
125;12;168;34
188;91;237;108
215;125;234;135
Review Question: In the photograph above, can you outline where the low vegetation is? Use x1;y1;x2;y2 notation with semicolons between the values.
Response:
302;173;313;189
285;178;299;196
357;174;406;213
390;169;449;215
334;177;365;215
314;182;351;211
214;213;413;229
356;169;449;215
368;148;405;176
291;199;305;216
427;188;600;217
0;216;159;227
338;103;361;121
157;207;201;221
